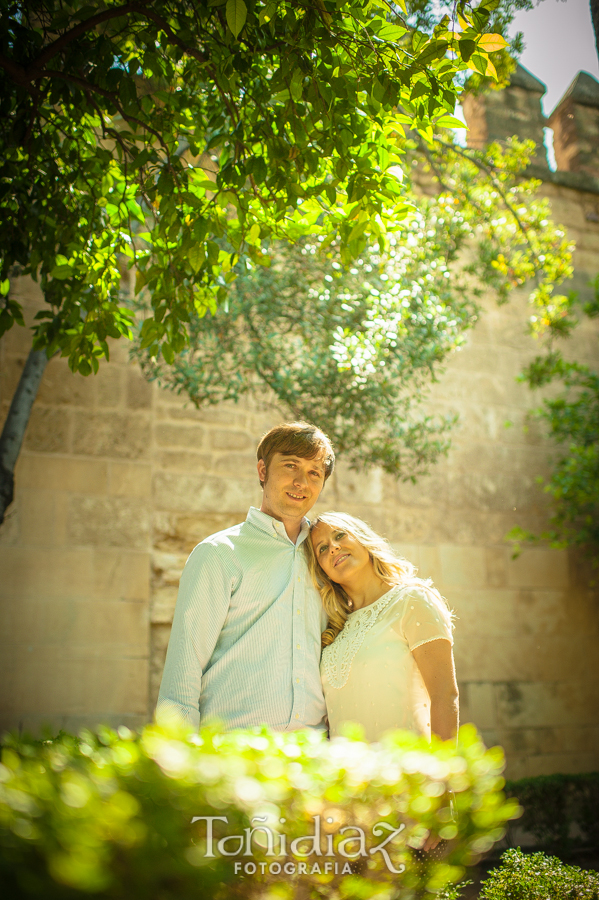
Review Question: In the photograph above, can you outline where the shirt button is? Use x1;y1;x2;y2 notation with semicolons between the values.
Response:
296;678;300;683
296;644;301;649
297;609;302;615
295;714;300;719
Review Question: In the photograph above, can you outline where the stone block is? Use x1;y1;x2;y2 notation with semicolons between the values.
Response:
127;370;153;409
171;404;248;426
486;547;508;588
212;452;258;478
454;636;542;682
95;365;124;408
465;682;496;730
524;752;599;777
389;543;420;570
417;546;443;584
456;589;519;636
16;455;109;494
36;360;96;407
109;461;152;497
210;428;253;451
152;511;246;554
439;545;487;588
153;471;259;514
1;320;36;354
150;622;172;709
0;500;20;545
507;548;569;589
24;406;72;453
158;451;213;472
5;596;147;650
162;405;205;421
0;645;16;713
92;550;151;601
0;547;94;601
152;550;187;584
151;586;179;623
155;423;206;450
503;756;530;781
17;489;63;547
494;680;598;729
515;588;598;637
532;635;599;682
12;654;149;715
72;412;151;459
67;496;150;550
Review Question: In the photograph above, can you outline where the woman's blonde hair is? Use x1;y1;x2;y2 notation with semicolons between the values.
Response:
304;511;420;647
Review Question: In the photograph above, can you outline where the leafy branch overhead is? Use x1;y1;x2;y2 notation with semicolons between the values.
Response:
0;0;507;373
133;138;574;479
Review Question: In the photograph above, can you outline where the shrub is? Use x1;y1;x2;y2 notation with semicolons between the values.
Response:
478;847;599;900
505;773;599;854
0;722;518;899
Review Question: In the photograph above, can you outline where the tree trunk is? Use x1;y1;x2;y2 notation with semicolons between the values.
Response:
0;348;49;526
592;0;599;64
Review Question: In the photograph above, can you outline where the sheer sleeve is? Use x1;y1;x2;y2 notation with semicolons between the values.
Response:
391;584;453;651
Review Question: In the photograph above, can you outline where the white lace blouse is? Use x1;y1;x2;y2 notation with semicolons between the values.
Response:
321;581;453;742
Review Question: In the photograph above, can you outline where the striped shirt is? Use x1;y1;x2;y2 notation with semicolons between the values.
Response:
156;507;327;732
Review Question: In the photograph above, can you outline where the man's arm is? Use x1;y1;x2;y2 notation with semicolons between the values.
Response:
156;542;233;730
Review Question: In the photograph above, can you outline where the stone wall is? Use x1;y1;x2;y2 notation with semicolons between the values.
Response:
1;68;599;778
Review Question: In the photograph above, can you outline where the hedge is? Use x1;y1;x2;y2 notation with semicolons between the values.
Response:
505;773;599;854
0;722;519;899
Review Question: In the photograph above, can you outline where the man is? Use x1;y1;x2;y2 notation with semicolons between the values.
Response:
156;421;335;732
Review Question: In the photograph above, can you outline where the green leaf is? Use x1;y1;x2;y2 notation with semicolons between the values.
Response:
459;39;477;62
259;1;276;26
189;244;205;273
50;265;73;280
410;81;428;101
435;116;467;130
226;0;247;37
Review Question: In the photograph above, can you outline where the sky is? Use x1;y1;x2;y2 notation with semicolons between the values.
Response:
510;0;599;115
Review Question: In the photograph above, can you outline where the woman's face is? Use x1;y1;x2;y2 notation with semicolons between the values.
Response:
310;521;371;585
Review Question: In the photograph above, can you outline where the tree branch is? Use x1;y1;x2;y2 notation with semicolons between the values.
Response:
33;3;141;71
0;348;49;526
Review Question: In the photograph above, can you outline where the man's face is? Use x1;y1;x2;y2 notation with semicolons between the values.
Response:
258;452;327;522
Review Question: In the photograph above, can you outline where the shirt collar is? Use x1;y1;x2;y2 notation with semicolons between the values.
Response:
246;506;310;546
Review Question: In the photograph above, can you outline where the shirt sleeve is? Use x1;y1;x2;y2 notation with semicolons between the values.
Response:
391;584;453;652
156;541;234;731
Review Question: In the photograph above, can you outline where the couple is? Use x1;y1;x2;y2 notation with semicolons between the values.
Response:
157;421;458;749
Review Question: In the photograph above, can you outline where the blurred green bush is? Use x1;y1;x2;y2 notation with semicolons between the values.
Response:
0;722;519;899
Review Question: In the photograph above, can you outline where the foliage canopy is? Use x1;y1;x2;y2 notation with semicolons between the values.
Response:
134;137;574;478
0;0;506;373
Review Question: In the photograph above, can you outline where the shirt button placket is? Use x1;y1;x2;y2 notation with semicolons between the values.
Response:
291;551;305;727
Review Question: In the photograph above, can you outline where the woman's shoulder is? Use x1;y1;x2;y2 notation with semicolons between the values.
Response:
384;579;453;623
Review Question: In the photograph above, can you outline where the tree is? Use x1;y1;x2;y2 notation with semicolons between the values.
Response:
133;136;574;478
0;0;506;523
507;278;599;569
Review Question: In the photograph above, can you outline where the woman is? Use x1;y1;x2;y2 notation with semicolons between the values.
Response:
305;512;459;744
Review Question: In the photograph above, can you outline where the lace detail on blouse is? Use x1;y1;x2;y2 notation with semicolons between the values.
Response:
321;584;410;690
